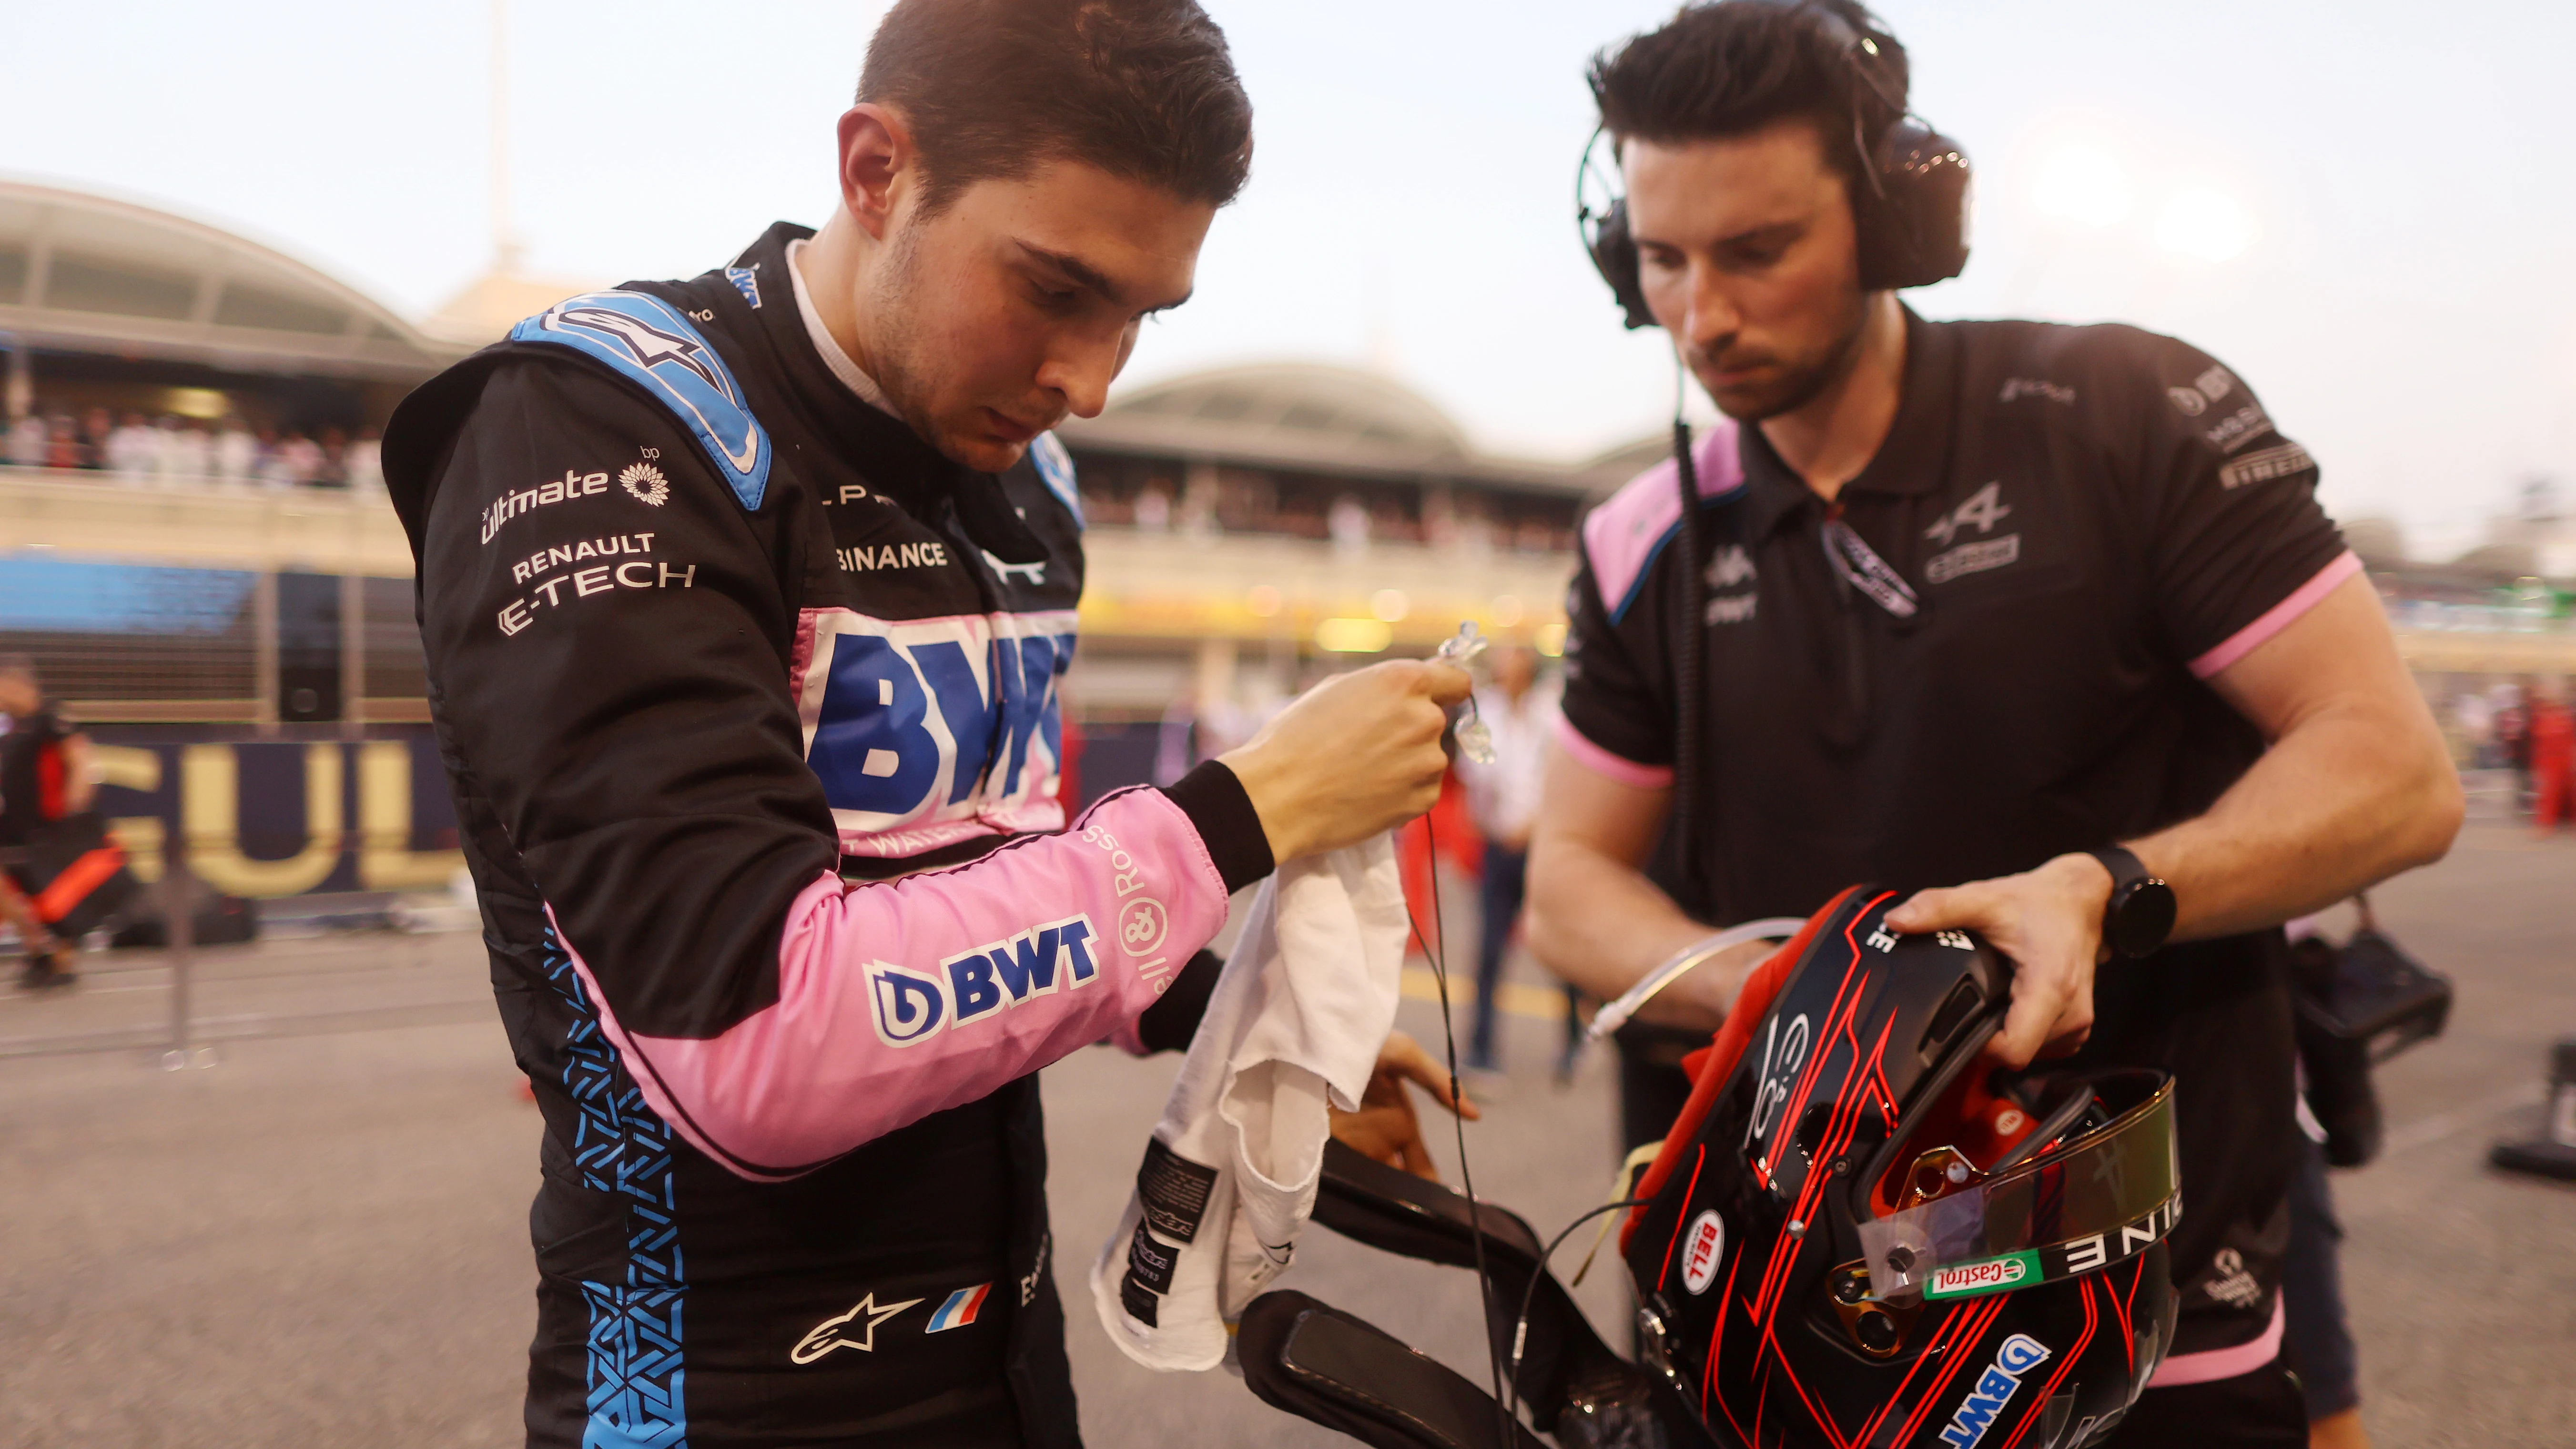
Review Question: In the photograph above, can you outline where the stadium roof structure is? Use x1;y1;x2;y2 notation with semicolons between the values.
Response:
0;179;467;382
1063;361;1654;497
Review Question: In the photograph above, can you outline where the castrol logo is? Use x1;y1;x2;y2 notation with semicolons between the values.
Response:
1927;1254;2029;1299
1681;1211;1727;1295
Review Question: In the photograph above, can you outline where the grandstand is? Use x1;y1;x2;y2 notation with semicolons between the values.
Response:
0;180;1650;905
8;177;2563;905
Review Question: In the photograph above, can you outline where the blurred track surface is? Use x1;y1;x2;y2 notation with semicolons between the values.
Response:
0;822;2568;1447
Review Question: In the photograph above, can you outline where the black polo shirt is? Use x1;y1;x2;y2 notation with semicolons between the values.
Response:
1559;308;2354;1357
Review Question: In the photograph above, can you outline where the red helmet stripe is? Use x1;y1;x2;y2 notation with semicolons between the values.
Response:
1854;1268;1996;1446
2108;1256;2148;1374
1619;887;1861;1251
1653;1143;1710;1292
1852;1297;1966;1448
1703;1252;1749;1437
1890;1296;2012;1446
1756;1006;1895;1326
1762;895;1895;1172
1998;1278;2099;1449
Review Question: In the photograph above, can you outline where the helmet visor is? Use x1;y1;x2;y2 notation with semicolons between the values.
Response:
1856;1071;2178;1303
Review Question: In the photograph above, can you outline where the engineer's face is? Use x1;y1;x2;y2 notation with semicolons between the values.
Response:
1623;120;1871;422
872;160;1214;473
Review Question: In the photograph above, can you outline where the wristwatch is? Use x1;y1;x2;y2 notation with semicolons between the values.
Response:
2087;845;2176;960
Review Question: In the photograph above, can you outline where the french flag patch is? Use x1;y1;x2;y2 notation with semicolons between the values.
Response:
926;1283;991;1333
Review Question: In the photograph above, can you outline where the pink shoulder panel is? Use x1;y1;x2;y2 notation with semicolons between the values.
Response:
1580;422;1746;620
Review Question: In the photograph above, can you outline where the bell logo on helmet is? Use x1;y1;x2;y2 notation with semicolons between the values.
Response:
1681;1211;1726;1294
1938;1333;2054;1449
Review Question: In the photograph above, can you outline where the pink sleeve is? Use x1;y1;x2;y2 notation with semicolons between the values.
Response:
1554;714;1677;790
555;786;1229;1180
2186;551;2362;679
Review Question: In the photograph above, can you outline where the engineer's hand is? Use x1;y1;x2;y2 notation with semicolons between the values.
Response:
1883;854;2116;1068
1327;1028;1480;1180
1219;660;1472;861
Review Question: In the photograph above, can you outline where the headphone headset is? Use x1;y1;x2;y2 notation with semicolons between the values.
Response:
1576;0;1973;328
1575;2;1971;916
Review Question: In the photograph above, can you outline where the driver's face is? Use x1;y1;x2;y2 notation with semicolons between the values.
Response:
1622;121;1870;422
872;160;1214;472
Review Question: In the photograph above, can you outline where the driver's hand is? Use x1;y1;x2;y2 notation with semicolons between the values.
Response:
1327;1028;1480;1180
1883;854;2116;1068
1218;661;1471;862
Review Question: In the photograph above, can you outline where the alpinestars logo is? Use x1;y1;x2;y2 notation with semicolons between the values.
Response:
791;1292;922;1364
1938;1333;2054;1448
556;305;729;393
620;461;670;507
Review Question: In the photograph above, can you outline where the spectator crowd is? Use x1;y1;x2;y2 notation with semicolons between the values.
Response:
4;405;383;492
2444;678;2576;832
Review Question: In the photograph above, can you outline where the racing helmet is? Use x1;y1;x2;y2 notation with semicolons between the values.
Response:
1620;887;2181;1449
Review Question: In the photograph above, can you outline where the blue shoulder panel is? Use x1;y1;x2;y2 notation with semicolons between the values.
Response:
1027;430;1083;527
510;291;771;511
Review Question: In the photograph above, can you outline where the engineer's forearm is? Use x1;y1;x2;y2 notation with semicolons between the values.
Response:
1525;832;1710;1003
2131;703;2462;942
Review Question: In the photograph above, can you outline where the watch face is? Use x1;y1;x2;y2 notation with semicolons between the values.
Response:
2112;880;2178;958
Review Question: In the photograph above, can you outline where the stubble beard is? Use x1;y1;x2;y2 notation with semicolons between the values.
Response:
857;218;967;463
1696;286;1871;425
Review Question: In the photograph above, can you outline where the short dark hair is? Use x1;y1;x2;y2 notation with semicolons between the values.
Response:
859;0;1254;213
1589;0;1906;194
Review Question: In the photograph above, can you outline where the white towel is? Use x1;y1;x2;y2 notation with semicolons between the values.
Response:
1090;835;1407;1371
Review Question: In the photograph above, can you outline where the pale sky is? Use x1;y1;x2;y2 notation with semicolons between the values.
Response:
6;0;2569;559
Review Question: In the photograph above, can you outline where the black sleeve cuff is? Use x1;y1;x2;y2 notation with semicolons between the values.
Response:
1135;948;1226;1054
1160;759;1274;894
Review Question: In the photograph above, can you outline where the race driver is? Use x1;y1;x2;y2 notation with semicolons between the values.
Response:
382;2;1468;1445
1525;3;2462;1443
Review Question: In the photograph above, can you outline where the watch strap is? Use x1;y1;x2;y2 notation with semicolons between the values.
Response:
2088;845;2149;896
2087;844;2173;959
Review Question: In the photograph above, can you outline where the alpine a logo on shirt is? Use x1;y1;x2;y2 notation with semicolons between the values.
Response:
1938;1334;2053;1449
796;608;1077;852
867;914;1099;1047
1924;481;2024;585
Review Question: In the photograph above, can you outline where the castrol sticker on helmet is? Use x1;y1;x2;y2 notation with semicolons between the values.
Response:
1681;1211;1727;1294
1923;1249;2038;1300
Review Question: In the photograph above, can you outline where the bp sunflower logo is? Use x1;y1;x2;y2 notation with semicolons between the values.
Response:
619;461;670;507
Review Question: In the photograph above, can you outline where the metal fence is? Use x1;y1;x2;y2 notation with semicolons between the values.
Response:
0;555;426;727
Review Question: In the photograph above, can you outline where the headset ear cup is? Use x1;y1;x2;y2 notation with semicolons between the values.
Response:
1856;122;1973;291
1589;197;1659;331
